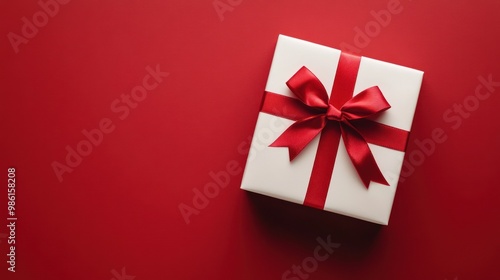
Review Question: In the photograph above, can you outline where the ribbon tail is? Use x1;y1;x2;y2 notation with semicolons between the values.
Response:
270;115;326;161
340;122;389;187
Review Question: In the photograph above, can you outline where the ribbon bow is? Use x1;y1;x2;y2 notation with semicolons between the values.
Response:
260;53;409;208
270;66;390;187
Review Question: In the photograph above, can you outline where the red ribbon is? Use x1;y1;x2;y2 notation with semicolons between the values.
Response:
260;52;409;209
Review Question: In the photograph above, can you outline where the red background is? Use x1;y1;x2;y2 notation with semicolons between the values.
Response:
1;0;499;279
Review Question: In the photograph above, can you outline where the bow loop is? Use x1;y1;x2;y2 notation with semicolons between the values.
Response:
286;66;329;109
340;86;391;120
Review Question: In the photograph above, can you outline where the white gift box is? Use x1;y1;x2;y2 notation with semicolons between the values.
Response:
240;35;423;225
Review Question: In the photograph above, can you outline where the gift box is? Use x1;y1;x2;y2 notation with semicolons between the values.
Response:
240;35;423;225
